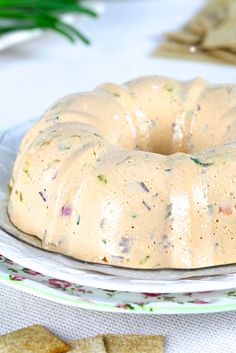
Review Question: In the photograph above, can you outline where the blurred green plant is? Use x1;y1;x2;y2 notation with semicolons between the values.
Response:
0;0;97;44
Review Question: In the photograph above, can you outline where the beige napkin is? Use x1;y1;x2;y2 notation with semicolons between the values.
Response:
155;0;236;65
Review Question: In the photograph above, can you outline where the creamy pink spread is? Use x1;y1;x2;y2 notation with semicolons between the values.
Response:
8;76;236;269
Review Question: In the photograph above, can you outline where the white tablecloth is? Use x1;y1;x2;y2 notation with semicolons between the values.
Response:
0;0;236;351
0;285;236;353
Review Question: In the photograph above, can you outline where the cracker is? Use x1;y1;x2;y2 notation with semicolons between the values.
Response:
186;0;229;35
103;334;163;353
209;49;236;64
203;18;236;49
166;29;201;45
68;336;106;353
155;0;236;65
0;325;69;353
159;41;199;55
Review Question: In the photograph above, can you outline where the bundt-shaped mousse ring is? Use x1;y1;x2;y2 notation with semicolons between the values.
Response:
8;76;236;269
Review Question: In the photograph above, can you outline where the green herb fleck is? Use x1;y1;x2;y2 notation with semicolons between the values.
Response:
226;86;233;95
190;156;213;167
58;141;71;150
139;255;150;265
207;204;214;216
45;116;60;123
102;239;107;244
23;160;29;174
113;92;120;97
165;203;172;218
19;192;23;202
77;215;81;225
93;133;103;138
97;174;107;184
92;149;97;157
45;159;60;170
124;304;135;310
131;213;138;219
7;184;12;194
164;85;174;92
228;291;236;297
39;139;52;147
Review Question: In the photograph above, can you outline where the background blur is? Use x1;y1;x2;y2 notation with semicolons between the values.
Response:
0;0;236;129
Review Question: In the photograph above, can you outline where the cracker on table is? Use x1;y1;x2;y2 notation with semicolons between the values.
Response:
158;41;199;55
0;325;69;353
68;336;106;353
186;0;229;35
166;29;201;45
203;18;236;49
165;0;229;46
155;0;236;65
103;334;163;353
209;49;236;64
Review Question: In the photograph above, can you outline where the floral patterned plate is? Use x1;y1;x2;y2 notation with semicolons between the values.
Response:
1;254;236;314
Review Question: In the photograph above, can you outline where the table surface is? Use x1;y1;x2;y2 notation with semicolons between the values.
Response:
0;0;236;351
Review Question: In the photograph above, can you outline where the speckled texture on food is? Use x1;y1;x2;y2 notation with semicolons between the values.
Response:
8;76;236;269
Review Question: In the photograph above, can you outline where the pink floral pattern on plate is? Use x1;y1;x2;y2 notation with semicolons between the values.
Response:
1;254;236;314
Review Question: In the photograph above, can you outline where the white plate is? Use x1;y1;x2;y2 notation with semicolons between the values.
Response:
1;253;236;314
1;121;236;294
